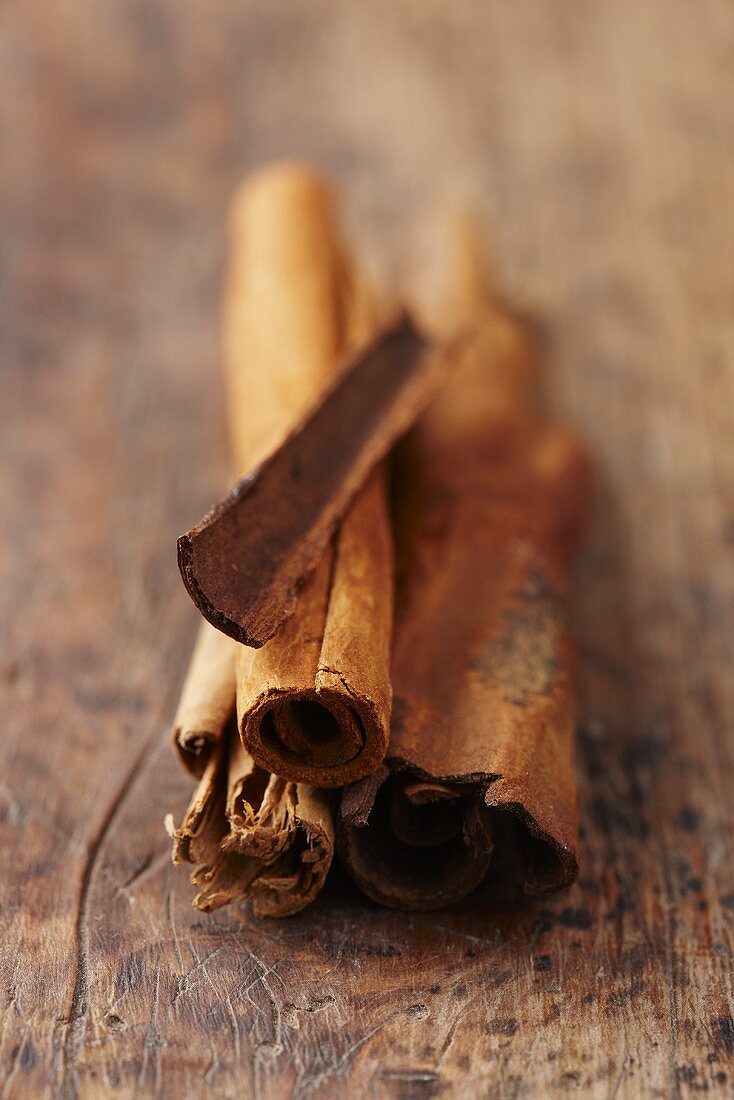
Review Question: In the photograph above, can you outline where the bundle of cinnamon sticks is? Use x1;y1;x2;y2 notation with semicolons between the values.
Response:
165;163;592;916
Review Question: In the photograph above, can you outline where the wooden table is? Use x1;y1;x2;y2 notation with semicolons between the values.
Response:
2;2;733;1096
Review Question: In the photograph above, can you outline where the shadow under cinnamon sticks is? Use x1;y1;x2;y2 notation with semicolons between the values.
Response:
337;229;594;912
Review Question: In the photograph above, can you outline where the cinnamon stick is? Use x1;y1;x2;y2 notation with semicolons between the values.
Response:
177;316;445;650
338;221;593;910
166;717;333;916
228;165;395;788
172;621;235;777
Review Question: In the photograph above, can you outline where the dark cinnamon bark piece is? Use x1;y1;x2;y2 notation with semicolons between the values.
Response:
338;228;593;910
177;315;450;650
339;767;494;909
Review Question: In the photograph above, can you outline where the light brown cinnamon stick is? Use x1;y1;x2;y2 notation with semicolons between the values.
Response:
228;165;395;788
338;221;593;910
172;621;236;777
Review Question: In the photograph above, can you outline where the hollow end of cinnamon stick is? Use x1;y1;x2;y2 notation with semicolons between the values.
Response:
337;766;494;910
240;683;390;790
171;621;237;777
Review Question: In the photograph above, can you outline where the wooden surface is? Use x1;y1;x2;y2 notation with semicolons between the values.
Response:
2;1;733;1096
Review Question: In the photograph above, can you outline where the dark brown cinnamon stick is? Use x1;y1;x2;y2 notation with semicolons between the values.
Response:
177;314;450;651
337;222;593;910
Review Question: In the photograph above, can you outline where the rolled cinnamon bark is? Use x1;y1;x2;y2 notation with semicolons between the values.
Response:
228;165;393;787
178;315;441;650
172;621;235;777
166;716;334;916
338;221;593;910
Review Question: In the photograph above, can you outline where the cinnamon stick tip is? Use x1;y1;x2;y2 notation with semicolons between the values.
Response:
176;531;274;649
227;163;337;248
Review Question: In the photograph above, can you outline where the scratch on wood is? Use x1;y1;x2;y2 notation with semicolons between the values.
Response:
116;851;154;892
166;875;184;973
116;849;171;896
59;733;160;1099
609;1053;632;1099
293;1007;404;1099
436;993;482;1069
136;961;164;1098
1;1025;31;1100
171;945;225;1003
225;991;241;1067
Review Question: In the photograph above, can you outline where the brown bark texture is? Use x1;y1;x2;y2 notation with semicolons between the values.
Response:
338;224;593;909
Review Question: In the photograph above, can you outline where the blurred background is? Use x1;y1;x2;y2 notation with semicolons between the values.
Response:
2;2;733;1095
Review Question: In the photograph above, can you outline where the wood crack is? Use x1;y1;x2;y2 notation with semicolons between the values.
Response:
58;733;160;1099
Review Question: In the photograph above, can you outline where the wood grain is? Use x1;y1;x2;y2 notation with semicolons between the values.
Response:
1;1;733;1096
